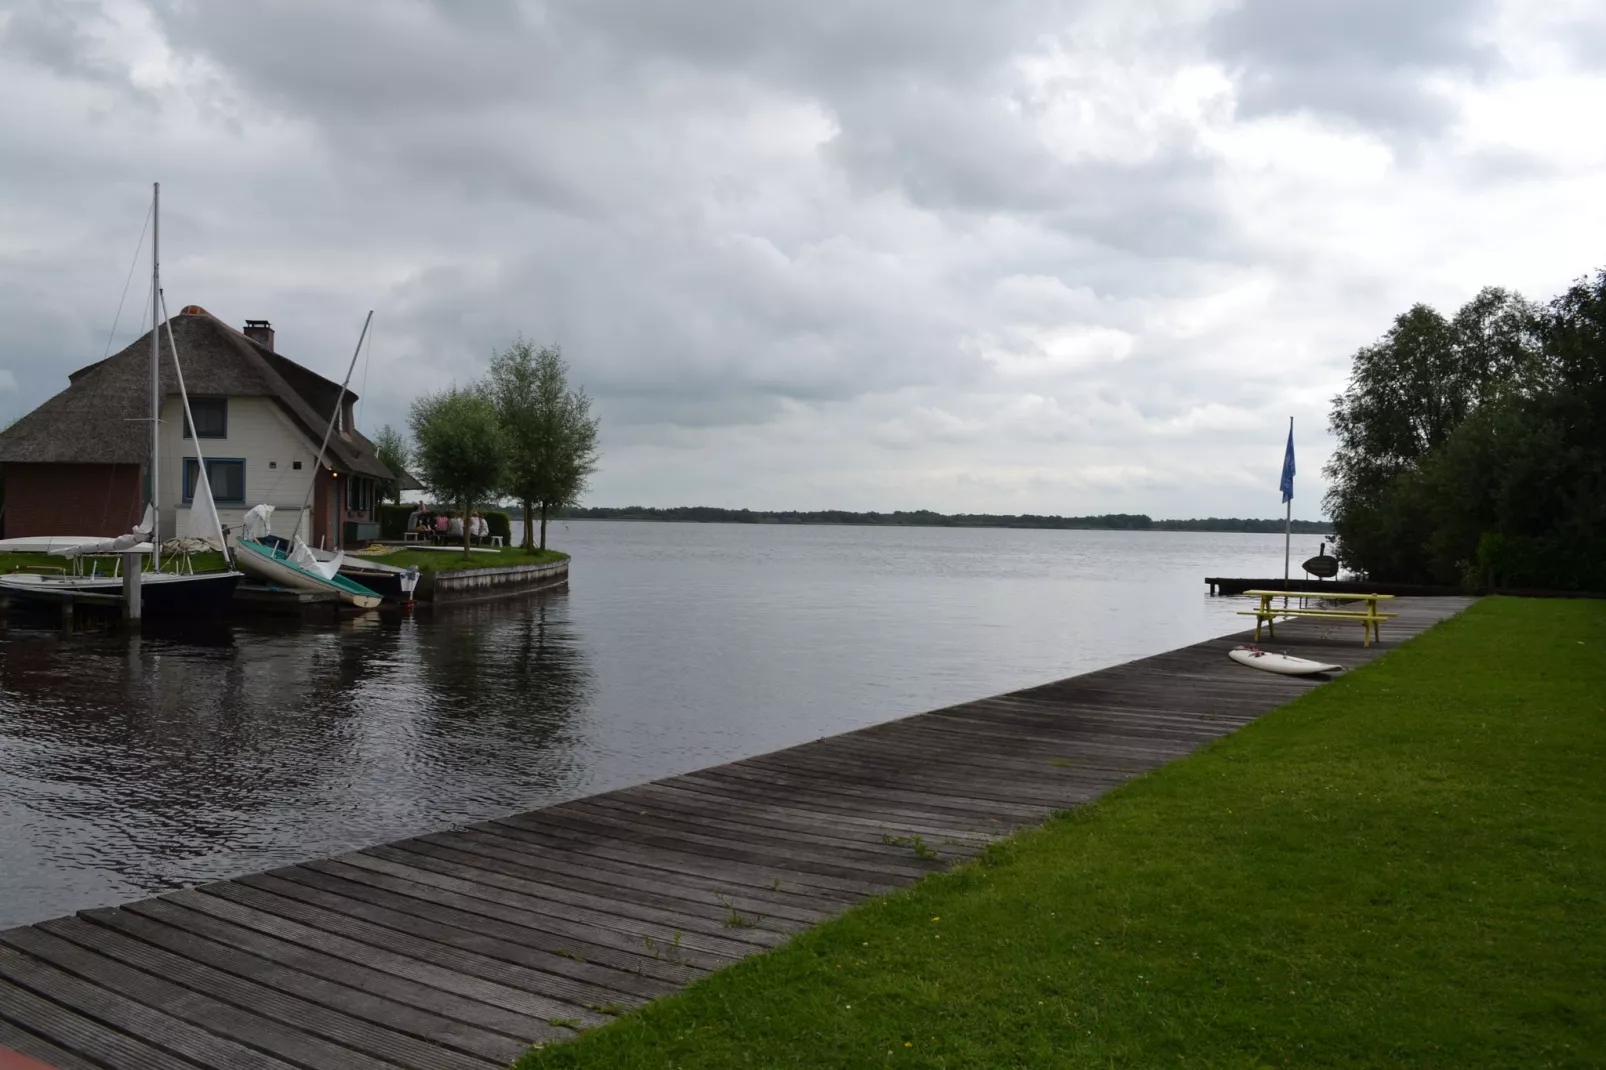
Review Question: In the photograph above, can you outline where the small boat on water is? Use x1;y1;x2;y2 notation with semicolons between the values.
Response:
325;554;419;602
233;509;383;608
0;566;241;615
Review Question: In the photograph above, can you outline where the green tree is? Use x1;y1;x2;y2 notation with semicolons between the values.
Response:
1324;287;1541;578
408;387;507;555
1323;273;1604;589
485;340;600;550
372;424;410;504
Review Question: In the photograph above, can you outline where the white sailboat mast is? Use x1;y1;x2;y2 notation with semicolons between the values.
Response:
150;181;161;570
291;310;373;545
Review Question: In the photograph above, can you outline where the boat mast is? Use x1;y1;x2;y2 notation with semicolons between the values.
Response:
291;310;373;545
150;182;161;570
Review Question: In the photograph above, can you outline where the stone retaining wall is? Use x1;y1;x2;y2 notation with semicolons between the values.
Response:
415;558;569;603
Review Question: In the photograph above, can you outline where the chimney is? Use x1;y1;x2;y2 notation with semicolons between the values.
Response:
243;319;275;351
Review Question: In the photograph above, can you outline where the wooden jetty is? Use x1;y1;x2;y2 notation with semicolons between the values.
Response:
0;597;1473;1069
1205;576;1604;599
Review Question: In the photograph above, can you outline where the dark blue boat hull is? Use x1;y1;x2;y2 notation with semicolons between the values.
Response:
0;572;242;617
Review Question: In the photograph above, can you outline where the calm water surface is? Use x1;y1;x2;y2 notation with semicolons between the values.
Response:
0;521;1324;927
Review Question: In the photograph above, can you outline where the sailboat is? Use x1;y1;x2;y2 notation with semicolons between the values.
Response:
0;183;243;616
230;312;384;609
232;505;383;608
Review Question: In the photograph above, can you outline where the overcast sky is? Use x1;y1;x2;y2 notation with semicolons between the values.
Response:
3;0;1603;519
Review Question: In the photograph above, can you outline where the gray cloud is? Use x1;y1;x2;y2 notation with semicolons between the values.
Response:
1209;0;1502;134
0;0;1597;517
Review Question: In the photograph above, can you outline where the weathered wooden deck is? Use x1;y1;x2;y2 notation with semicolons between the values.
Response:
0;597;1473;1069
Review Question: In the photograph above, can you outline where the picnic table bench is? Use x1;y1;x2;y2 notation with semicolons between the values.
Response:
1239;589;1398;647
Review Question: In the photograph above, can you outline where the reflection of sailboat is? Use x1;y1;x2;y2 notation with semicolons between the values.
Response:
0;183;242;616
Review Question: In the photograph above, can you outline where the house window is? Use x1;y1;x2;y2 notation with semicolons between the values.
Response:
182;458;246;504
182;398;228;439
346;476;373;512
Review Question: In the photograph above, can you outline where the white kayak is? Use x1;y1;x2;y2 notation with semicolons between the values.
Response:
1229;647;1343;676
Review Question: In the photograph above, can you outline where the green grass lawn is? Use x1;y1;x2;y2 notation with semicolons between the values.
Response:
356;545;567;572
518;597;1605;1069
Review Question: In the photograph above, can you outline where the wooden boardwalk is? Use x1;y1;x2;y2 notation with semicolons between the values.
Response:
0;597;1472;1069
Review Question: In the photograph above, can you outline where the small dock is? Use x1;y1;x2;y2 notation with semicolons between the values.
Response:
0;597;1472;1069
231;585;344;620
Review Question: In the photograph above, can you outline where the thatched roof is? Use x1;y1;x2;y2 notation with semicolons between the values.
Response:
0;307;393;480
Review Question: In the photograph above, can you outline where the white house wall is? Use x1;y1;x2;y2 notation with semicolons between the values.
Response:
157;395;322;541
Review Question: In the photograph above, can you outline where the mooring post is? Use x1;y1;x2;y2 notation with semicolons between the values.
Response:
122;553;143;623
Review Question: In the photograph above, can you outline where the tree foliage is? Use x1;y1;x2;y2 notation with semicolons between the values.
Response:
372;424;410;504
408;388;507;554
1325;275;1606;590
486;340;600;550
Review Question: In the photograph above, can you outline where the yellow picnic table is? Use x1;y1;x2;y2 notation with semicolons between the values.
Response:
1240;590;1398;647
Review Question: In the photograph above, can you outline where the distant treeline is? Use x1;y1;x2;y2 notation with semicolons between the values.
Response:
544;505;1333;534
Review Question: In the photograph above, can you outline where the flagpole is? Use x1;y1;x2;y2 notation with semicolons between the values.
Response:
1283;416;1293;605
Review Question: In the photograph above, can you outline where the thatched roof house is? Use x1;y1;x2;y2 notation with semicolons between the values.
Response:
0;307;395;545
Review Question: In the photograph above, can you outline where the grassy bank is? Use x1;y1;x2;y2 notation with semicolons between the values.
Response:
519;597;1605;1069
355;545;567;572
0;550;228;575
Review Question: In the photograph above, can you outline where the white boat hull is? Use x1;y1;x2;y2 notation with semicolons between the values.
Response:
234;539;382;608
1229;647;1344;676
0;536;107;553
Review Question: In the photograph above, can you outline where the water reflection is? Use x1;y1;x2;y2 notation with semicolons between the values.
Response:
0;591;592;927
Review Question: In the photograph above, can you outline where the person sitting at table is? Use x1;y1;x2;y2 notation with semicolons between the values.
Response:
432;513;450;543
447;513;465;540
471;512;489;543
405;503;421;535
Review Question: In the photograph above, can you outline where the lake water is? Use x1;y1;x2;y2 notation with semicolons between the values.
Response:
0;521;1322;928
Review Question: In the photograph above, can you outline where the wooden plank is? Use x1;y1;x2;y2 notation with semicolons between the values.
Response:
0;976;185;1070
659;774;1005;841
174;884;636;1016
369;842;799;942
33;917;497;1070
78;907;533;1065
633;780;996;847
687;762;1050;821
487;814;895;900
296;857;742;970
555;798;950;876
414;831;830;925
509;807;928;889
1;927;397;1070
255;867;700;991
113;900;557;1048
590;787;989;856
0;1033;87;1070
464;819;865;906
333;852;772;959
0;943;297;1070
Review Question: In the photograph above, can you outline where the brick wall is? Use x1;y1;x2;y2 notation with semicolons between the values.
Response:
1;463;143;539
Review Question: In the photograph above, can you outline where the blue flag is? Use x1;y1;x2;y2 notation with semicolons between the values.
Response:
1279;422;1296;503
